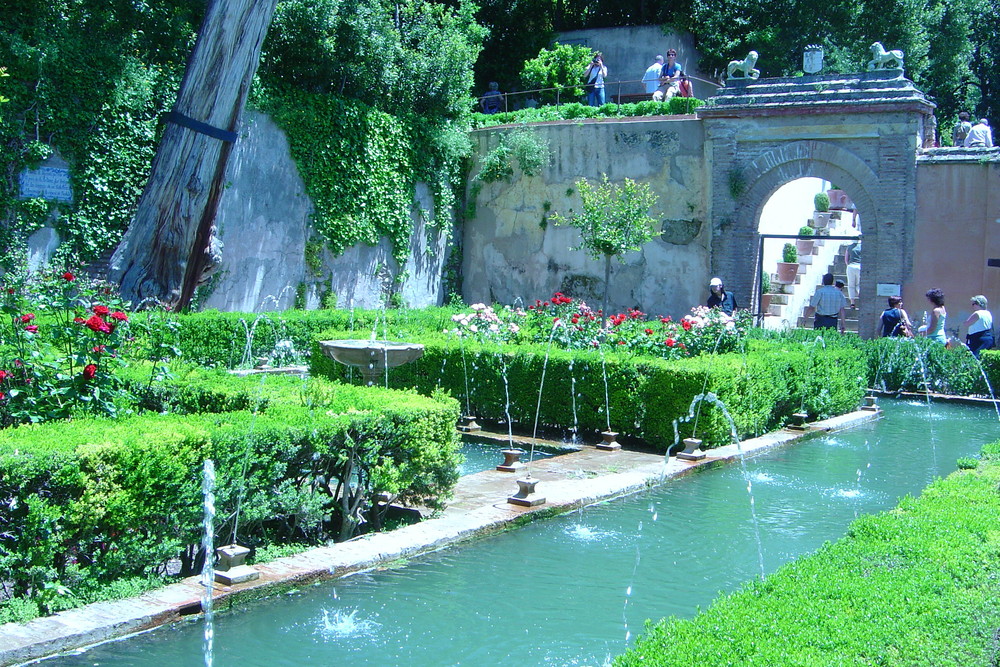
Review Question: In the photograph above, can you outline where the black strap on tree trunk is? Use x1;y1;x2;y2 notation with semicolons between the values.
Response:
165;110;238;143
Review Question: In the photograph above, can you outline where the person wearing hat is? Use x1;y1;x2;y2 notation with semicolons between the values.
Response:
707;277;738;315
963;295;994;357
964;118;993;148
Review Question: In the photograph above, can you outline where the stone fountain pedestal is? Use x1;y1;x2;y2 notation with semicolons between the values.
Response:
214;544;259;585
496;449;525;472
457;415;481;432
596;430;621;450
318;339;424;386
675;437;707;461
507;476;545;506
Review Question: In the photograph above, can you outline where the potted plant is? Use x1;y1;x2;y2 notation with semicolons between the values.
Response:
813;191;830;212
775;243;799;284
760;270;773;312
796;225;815;255
826;185;851;210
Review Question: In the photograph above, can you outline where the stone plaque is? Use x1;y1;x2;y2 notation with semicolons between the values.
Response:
876;283;901;297
19;166;72;203
803;46;824;74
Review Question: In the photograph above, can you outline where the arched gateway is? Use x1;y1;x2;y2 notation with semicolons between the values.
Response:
698;69;935;337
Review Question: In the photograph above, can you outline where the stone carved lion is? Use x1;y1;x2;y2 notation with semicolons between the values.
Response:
727;51;760;80
867;42;904;70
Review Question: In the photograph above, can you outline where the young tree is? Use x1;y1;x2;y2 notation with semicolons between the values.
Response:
552;175;659;328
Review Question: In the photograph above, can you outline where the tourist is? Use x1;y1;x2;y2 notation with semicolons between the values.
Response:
843;240;861;308
652;49;682;101
880;295;913;337
642;55;664;96
952;112;972;146
809;273;847;332
480;82;504;114
707;277;738;315
963;294;994;358
583;53;607;107
964;118;993;148
919;288;947;344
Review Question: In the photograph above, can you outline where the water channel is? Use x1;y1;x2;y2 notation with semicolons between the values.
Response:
46;400;998;666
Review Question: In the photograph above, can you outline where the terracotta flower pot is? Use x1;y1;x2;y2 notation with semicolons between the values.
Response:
796;239;815;255
761;293;773;312
775;262;799;284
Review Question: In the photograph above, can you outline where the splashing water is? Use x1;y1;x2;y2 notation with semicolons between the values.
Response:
200;460;216;667
320;609;380;638
669;392;766;578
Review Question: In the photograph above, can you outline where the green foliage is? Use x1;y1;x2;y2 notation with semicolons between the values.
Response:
616;440;1000;666
552;175;658;261
798;224;814;236
782;242;797;263
760;270;771;295
814;191;830;212
475;127;551;184
0;372;460;612
471;96;704;128
519;43;593;104
867;337;991;395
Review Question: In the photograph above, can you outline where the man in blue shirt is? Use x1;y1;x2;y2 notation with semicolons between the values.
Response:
652;49;682;101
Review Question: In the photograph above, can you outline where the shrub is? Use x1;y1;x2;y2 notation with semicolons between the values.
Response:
798;225;814;236
814;191;830;211
519;43;592;105
782;242;797;263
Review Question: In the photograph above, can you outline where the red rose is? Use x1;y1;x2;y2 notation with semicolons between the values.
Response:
0;392;5;400
86;315;111;333
20;313;35;323
110;311;128;322
93;305;110;316
644;328;653;335
83;364;97;380
93;345;106;354
665;338;675;347
618;340;627;345
0;370;7;382
62;271;75;281
24;325;38;333
681;319;692;331
74;317;85;324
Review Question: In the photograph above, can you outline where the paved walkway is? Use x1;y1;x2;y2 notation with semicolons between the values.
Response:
0;409;881;666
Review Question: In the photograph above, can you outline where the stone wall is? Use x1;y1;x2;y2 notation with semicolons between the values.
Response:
462;117;711;318
200;111;450;312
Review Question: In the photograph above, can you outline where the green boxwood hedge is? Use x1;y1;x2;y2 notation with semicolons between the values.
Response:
0;370;460;621
310;333;866;449
616;439;1000;665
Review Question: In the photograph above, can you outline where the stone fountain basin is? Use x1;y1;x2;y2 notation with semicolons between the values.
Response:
318;339;425;371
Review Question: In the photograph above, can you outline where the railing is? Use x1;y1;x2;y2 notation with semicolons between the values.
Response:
479;75;720;114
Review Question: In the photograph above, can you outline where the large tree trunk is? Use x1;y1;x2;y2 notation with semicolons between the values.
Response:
108;0;278;310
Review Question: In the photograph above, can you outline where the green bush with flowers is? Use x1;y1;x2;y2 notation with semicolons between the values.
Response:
0;268;139;426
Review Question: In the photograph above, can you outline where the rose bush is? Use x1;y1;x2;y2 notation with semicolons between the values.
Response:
0;268;137;425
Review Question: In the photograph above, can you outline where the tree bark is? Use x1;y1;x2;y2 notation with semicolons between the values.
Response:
108;0;279;310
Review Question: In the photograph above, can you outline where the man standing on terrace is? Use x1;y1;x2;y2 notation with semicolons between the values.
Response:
642;55;664;96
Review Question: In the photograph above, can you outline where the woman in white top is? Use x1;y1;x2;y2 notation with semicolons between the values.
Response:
963;294;994;358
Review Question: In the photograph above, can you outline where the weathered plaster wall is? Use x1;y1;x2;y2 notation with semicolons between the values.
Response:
462;117;711;318
203;111;449;312
907;155;1000;331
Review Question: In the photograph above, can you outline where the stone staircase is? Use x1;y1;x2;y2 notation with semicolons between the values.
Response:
762;210;859;331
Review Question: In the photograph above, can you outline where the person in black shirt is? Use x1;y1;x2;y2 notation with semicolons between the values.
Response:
707;277;738;315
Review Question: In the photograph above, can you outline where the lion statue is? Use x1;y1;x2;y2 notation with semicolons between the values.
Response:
727;51;760;80
867;42;904;70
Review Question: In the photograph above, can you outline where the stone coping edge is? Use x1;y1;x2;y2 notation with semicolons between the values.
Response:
1;409;882;666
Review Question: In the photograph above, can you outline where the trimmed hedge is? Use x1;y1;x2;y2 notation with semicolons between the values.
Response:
0;370;460;620
310;333;866;449
615;440;1000;666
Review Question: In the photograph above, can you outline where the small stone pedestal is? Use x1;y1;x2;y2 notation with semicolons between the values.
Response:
675;437;706;461
861;396;879;412
507;476;545;507
457;415;481;432
787;412;810;431
596;430;621;450
214;544;259;585
496;449;525;472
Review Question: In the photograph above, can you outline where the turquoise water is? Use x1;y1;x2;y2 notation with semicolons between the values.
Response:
458;434;564;475
47;400;998;666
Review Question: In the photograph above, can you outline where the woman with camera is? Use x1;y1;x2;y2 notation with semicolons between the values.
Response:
583;53;607;107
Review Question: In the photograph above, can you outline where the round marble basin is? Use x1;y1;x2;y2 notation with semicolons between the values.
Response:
318;339;424;385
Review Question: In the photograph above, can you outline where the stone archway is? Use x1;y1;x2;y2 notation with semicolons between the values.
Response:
699;71;935;337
